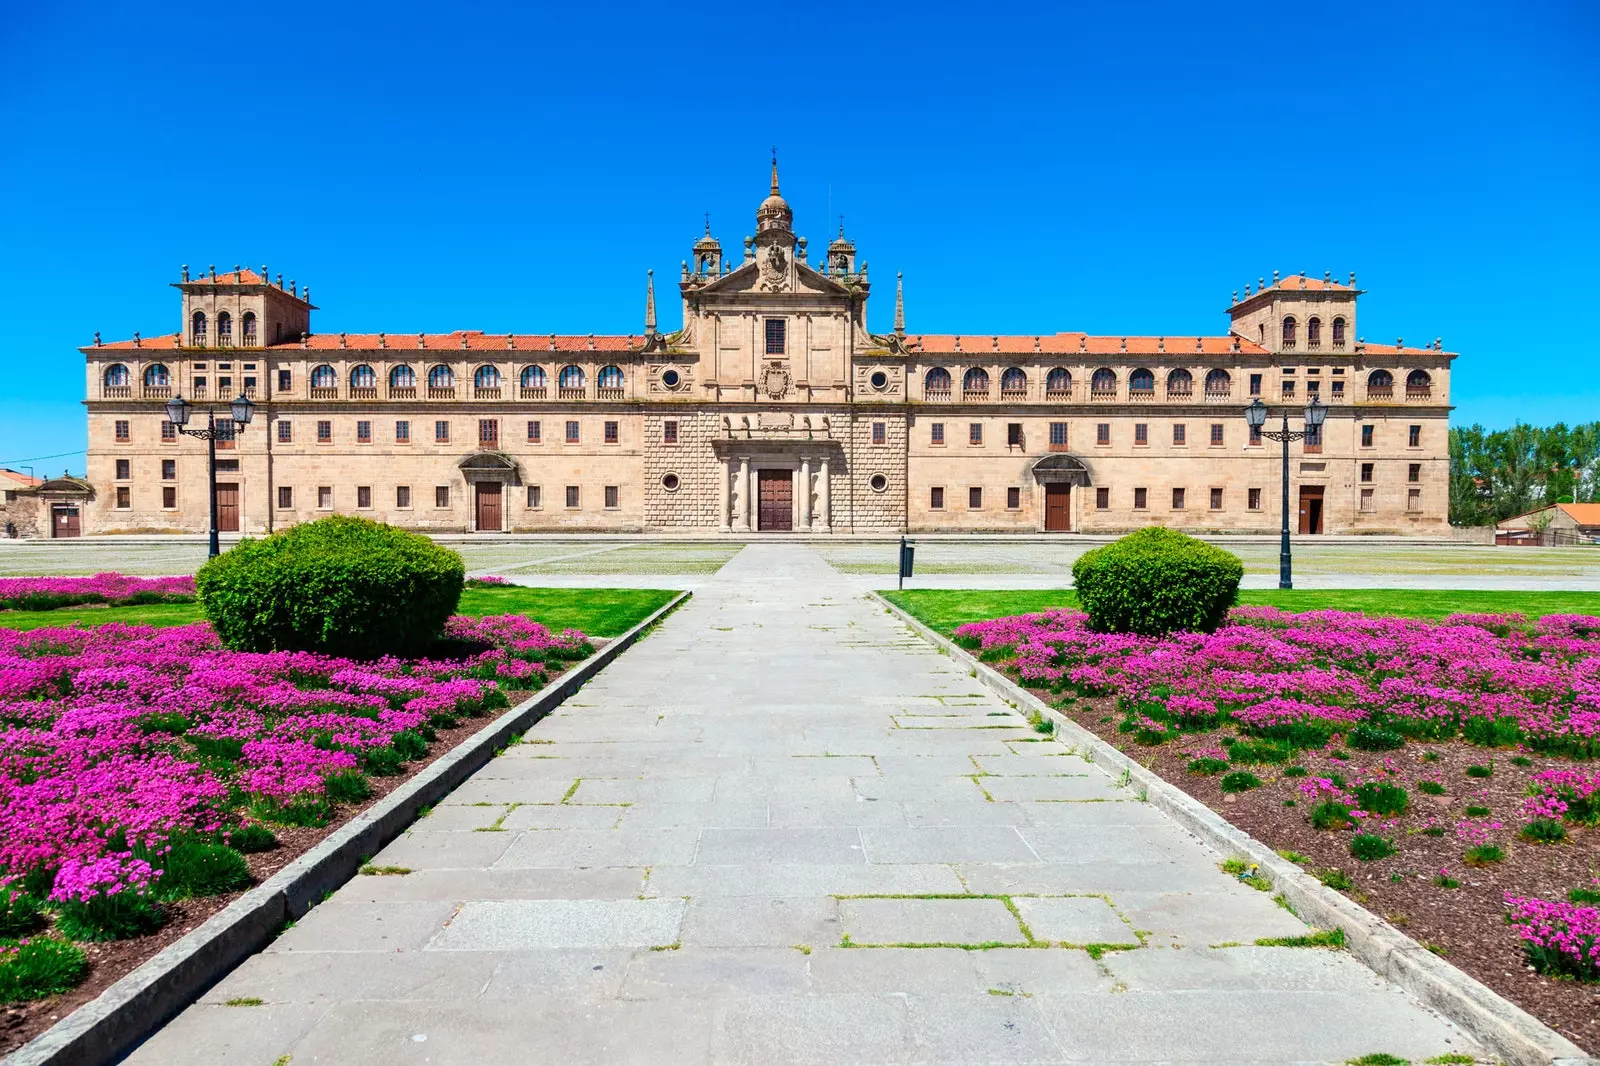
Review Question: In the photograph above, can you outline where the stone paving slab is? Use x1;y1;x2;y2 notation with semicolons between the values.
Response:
131;543;1485;1065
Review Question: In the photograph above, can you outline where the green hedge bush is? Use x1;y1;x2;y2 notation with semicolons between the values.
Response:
196;515;464;659
1070;527;1243;636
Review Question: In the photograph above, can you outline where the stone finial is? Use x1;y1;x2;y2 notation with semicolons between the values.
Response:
587;334;595;350
992;336;999;351
1349;271;1356;287
300;332;308;349
1157;336;1165;352
893;272;905;336
1258;277;1265;290
419;332;428;349
93;331;101;347
233;264;241;278
262;265;268;283
1231;336;1240;352
953;335;961;352
1272;269;1279;285
797;236;807;262
645;269;657;334
378;332;386;348
1435;336;1442;350
1245;283;1252;296
209;264;216;280
1078;336;1086;353
1119;337;1127;353
460;333;468;349
549;334;557;351
1299;271;1306;288
303;286;310;304
289;280;296;296
1324;270;1331;283
1396;336;1403;348
133;331;140;347
681;260;689;279
1232;290;1238;304
507;332;515;350
1195;336;1203;352
277;273;284;289
339;332;347;348
1033;336;1040;352
181;264;189;281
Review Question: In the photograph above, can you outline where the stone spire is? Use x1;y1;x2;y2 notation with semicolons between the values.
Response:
755;150;793;234
894;272;905;336
645;270;656;333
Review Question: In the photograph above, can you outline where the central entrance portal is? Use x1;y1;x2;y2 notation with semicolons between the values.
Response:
1297;485;1325;534
475;482;503;532
216;484;240;532
1044;484;1071;531
757;469;793;531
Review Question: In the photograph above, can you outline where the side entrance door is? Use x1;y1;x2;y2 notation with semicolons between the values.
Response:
475;482;503;532
215;484;240;532
757;470;793;531
1044;484;1071;531
1297;485;1325;534
52;504;80;538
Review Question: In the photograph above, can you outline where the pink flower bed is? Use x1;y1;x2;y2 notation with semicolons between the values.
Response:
0;574;196;611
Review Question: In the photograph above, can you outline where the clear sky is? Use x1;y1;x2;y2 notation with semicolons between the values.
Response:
1;0;1595;476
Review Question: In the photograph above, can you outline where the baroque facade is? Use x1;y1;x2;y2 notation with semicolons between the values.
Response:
80;165;1455;537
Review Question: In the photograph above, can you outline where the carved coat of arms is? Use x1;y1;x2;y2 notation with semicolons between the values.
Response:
759;243;789;292
762;361;792;400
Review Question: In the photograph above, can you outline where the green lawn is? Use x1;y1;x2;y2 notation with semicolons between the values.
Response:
0;586;680;638
882;588;1600;634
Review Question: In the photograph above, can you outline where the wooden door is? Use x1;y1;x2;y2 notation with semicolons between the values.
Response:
1044;484;1071;531
757;470;793;531
215;483;240;532
1297;486;1324;534
475;482;503;532
52;504;80;538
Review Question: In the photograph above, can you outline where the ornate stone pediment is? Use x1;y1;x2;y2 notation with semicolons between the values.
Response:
457;451;522;484
1029;454;1092;487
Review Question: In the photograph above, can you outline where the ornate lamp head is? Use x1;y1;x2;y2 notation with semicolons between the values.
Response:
1244;398;1268;429
230;393;255;426
164;396;191;427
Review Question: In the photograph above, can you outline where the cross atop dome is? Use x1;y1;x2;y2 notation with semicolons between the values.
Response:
756;149;793;234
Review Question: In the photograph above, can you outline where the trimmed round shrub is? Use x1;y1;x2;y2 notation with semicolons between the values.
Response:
196;516;464;659
0;937;89;1003
1070;527;1243;636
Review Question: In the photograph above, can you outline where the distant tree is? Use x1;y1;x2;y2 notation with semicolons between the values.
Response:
1448;420;1600;525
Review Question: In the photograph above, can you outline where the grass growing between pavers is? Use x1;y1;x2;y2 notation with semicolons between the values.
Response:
883;587;1600;633
0;585;679;636
832;893;1145;955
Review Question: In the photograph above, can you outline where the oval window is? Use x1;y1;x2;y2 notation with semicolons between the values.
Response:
869;473;889;492
661;473;680;492
870;370;888;390
662;368;681;388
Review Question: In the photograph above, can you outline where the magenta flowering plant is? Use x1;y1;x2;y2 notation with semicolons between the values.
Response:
0;573;195;612
1504;894;1600;982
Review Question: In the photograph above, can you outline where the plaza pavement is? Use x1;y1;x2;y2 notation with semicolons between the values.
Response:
125;544;1484;1065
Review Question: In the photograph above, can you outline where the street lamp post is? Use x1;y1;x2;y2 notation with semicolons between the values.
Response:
165;393;256;558
1244;396;1325;589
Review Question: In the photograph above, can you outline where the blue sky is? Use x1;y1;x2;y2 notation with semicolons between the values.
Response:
1;0;1595;475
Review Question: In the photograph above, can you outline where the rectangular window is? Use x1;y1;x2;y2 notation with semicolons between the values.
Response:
1304;424;1322;452
1409;462;1421;483
566;485;580;508
317;420;332;443
435;421;450;443
115;486;130;508
1209;423;1224;446
566;420;580;443
356;420;372;444
527;420;541;443
1249;424;1263;446
1172;487;1186;510
435;485;450;508
1210;487;1223;510
277;420;292;443
1360;488;1375;512
1173;423;1186;445
1282;379;1296;398
527;485;541;508
1248;487;1262;510
115;459;130;480
663;420;677;444
604;420;618;444
1133;487;1148;510
396;420;410;443
192;376;206;394
396;486;411;508
218;376;232;393
278;486;293;509
277;369;291;392
968;487;982;509
1134;423;1148;445
1409;424;1421;447
318;486;332;509
931;486;945;510
1249;373;1262;396
161;459;175;480
1095;487;1109;509
969;423;983;445
243;375;256;394
1006;423;1023;447
162;420;177;442
604;485;619;509
1006;487;1020;509
115;419;130;442
1049;422;1068;450
764;318;786;355
1361;463;1374;483
1331;379;1345;397
357;486;372;509
214;419;235;450
873;422;886;445
1361;424;1374;447
480;419;499;445
1407;488;1422;511
161;486;175;508
1307;379;1320;396
1096;423;1110;445
930;423;945;446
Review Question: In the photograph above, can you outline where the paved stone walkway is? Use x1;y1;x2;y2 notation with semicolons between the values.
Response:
129;545;1484;1064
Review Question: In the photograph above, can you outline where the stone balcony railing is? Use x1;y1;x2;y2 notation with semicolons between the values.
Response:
1090;388;1117;402
475;386;502;400
389;386;417;399
924;388;952;402
103;385;131;398
1407;385;1432;400
598;386;624;401
428;386;456;399
310;387;338;399
558;386;586;400
142;384;171;399
350;386;379;400
520;385;547;400
1128;389;1156;403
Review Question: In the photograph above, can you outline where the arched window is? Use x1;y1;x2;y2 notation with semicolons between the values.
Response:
1045;368;1071;395
104;363;130;387
217;311;233;346
1091;367;1117;394
1204;368;1232;395
474;365;501;388
521;365;547;388
241;312;257;345
191;311;208;345
1129;368;1155;393
597;365;624;389
1000;367;1027;395
428;364;455;388
558;365;585;389
1166;369;1193;396
389;364;416;388
350;364;376;389
310;364;337;388
1281;316;1297;349
925;367;952;394
1306;317;1321;349
1367;369;1393;394
1406;369;1431;395
143;363;170;387
962;367;989;394
1331;317;1347;349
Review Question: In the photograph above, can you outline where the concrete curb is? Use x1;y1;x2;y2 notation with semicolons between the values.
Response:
871;591;1598;1066
4;590;691;1066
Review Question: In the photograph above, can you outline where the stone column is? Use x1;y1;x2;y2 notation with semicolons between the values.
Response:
818;457;831;531
791;467;801;529
800;457;813;530
719;456;731;532
736;456;751;532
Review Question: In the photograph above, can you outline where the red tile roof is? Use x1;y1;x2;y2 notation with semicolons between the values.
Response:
906;333;1270;357
88;330;647;353
181;268;268;285
1272;274;1353;292
1558;504;1600;526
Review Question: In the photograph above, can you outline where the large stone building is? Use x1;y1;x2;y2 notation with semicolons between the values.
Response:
80;165;1455;537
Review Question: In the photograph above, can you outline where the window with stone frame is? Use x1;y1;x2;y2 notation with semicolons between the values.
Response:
1172;487;1185;510
435;485;450;508
1361;463;1374;483
1095;487;1109;509
1133;487;1148;510
357;486;372;509
1049;422;1068;451
162;420;177;442
318;486;332;509
277;420;292;443
1407;488;1422;511
1210;423;1224;446
566;420;580;443
765;318;786;355
1409;463;1421;483
1134;423;1148;445
1248;487;1262;510
396;420;410;443
1173;423;1186;445
435;421;450;443
115;420;130;442
317;420;332;443
1409;424;1421;447
663;420;678;444
930;423;945;445
356;420;372;444
480;419;499;445
1249;424;1263;446
1249;373;1262;396
397;486;411;508
930;487;944;509
1360;488;1375;512
162;459;175;480
604;485;619;508
115;486;130;508
1361;424;1374;447
1006;487;1020;509
968;423;983;445
1096;423;1110;445
527;485;541;508
968;487;982;509
278;369;291;392
604;421;619;444
873;422;886;445
1210;487;1223;510
1006;423;1023;448
528;420;541;443
565;485;580;508
278;486;293;509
